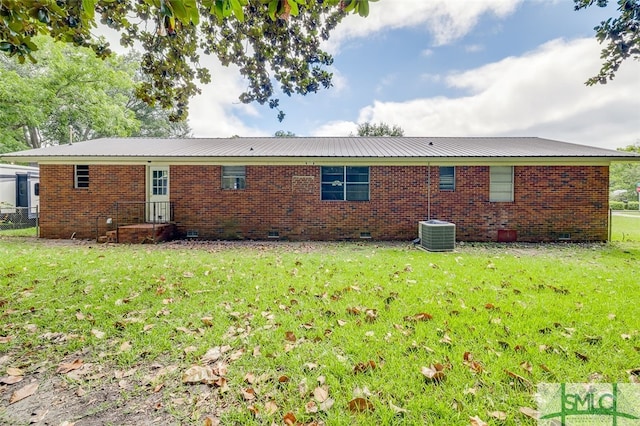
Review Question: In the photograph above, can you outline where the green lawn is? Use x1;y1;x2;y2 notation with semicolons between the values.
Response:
0;227;38;237
611;211;640;241
1;240;639;425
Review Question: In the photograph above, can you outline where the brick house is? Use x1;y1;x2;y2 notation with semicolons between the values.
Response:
2;136;638;243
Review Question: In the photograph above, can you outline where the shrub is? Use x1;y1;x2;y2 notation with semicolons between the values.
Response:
610;200;639;210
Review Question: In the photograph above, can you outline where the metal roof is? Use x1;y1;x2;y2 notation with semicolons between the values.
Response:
2;137;639;164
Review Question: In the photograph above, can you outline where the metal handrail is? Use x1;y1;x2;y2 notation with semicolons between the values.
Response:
97;201;173;243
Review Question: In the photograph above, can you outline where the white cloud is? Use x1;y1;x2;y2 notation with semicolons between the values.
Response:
350;37;640;149
187;57;267;137
326;0;521;52
420;73;443;84
465;44;485;53
311;120;358;137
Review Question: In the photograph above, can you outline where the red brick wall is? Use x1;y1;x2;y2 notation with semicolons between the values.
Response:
39;164;610;242
429;166;609;242
39;165;145;239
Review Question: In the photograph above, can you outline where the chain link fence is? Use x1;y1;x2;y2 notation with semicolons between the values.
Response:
0;206;39;236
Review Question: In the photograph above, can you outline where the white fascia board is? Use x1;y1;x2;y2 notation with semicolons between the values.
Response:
3;155;627;166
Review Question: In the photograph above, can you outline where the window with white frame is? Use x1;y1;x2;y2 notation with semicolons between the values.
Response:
74;165;89;188
151;168;168;195
222;166;246;189
439;166;455;191
321;166;369;201
489;166;514;202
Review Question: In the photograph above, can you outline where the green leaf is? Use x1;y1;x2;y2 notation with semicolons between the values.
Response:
288;0;299;16
23;39;38;52
169;0;188;21
184;0;200;25
230;0;244;21
267;0;278;20
160;1;173;17
359;0;369;17
82;0;96;20
0;42;13;52
8;20;24;33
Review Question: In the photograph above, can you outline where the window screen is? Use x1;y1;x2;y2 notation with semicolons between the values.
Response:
439;166;455;191
222;166;246;189
321;166;369;201
489;166;514;202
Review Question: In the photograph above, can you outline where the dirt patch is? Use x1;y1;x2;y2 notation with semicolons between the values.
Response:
0;352;220;426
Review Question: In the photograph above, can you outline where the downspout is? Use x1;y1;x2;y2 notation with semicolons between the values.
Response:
427;163;431;220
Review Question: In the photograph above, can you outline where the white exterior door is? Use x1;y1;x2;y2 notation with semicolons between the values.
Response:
147;166;170;222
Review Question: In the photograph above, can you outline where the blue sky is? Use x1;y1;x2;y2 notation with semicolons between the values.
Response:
184;0;639;149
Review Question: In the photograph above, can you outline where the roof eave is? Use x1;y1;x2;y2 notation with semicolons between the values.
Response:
2;155;634;166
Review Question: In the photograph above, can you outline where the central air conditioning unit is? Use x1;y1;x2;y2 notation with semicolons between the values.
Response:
418;220;455;252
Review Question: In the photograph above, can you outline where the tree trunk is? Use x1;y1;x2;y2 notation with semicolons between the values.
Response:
23;126;42;149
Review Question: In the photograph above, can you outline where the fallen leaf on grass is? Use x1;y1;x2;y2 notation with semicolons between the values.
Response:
505;369;532;388
346;307;361;315
9;381;38;404
0;375;23;384
201;346;232;364
421;364;446;383
283;412;297;425
313;386;329;402
439;334;453;345
404;313;433;322
228;348;245;361
520;361;533;374
365;309;378;323
353;360;376;374
464;387;477;396
114;368;137;379
0;336;14;343
278;375;290;383
57;359;83;374
469;415;488;426
389;401;408;413
519;406;540;420
533;362;548;373
6;367;24;376
463;353;484;374
182;366;217;384
348;397;374;413
488;411;507;420
285;331;297;342
247;405;259;416
242;387;256;401
306;400;318;413
264;400;278;415
91;329;105;339
575;351;589;362
320;397;335;412
203;416;220;426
